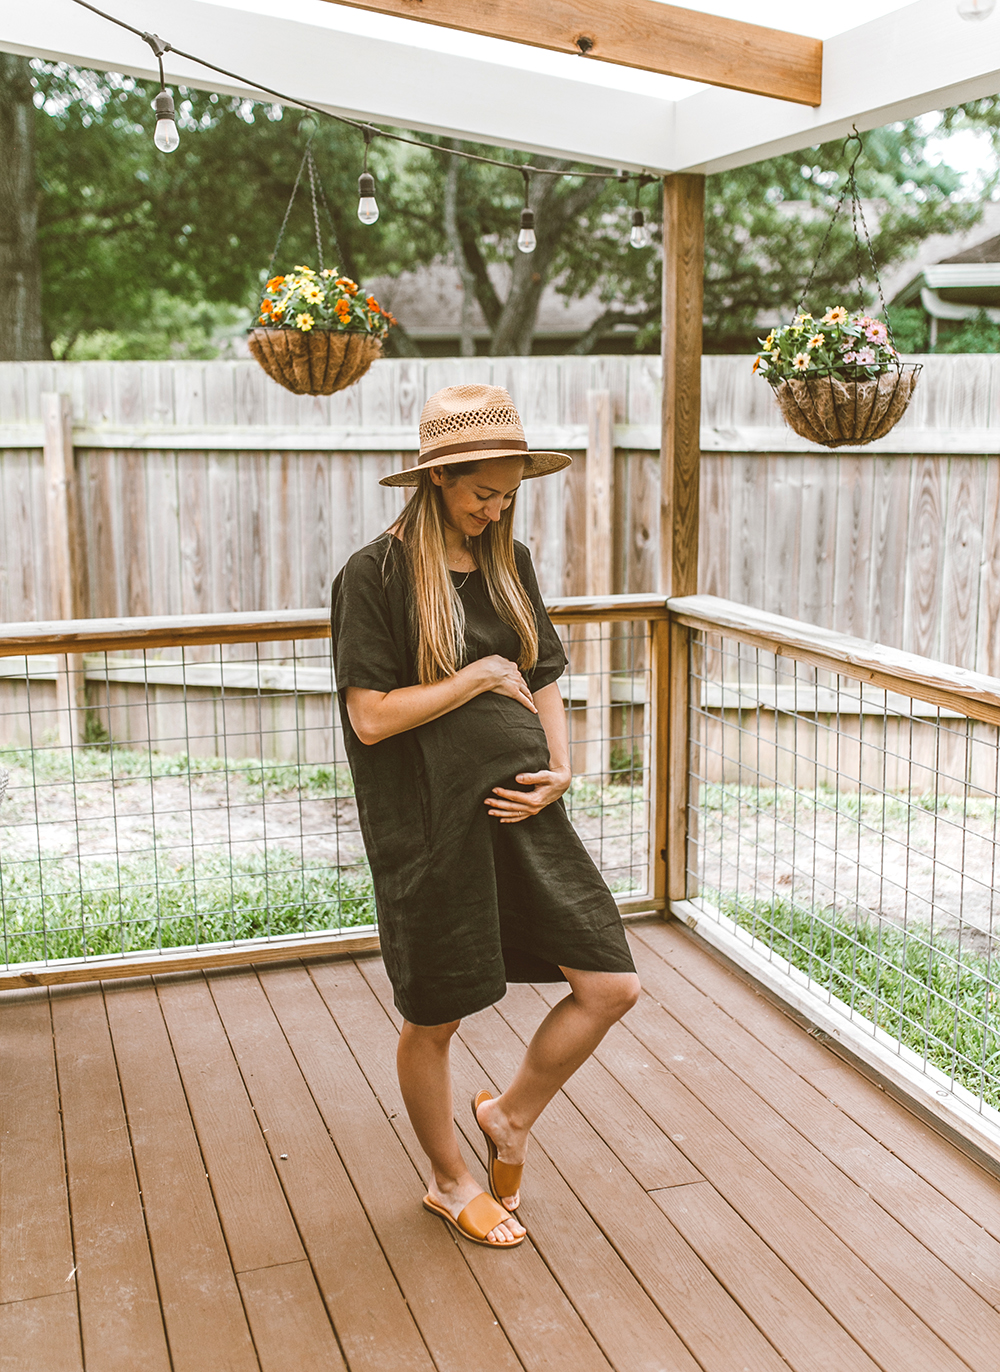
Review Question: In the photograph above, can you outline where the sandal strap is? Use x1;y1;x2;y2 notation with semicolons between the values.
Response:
457;1191;511;1240
492;1159;523;1197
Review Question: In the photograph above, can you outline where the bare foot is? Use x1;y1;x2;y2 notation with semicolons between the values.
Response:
427;1170;526;1246
475;1095;529;1211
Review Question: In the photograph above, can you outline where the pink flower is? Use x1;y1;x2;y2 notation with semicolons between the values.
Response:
865;320;889;344
856;347;876;366
841;351;857;363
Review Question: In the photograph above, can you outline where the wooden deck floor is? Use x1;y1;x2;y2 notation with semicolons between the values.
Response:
4;917;1000;1372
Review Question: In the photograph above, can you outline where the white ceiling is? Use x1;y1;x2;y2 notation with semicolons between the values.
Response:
4;0;1000;173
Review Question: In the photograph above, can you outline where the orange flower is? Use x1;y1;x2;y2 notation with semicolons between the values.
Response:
366;295;380;311
272;305;284;318
259;299;273;315
266;275;285;292
336;277;358;296
335;299;352;322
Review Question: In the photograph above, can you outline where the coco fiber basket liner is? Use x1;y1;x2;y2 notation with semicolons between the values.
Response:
248;328;382;396
770;364;921;448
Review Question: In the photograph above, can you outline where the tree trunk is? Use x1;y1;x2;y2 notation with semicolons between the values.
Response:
0;55;48;360
487;167;605;356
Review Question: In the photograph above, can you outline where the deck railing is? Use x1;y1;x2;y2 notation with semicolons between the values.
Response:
0;596;668;988
669;594;1000;1141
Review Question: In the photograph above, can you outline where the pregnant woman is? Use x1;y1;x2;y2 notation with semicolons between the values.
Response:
331;384;639;1249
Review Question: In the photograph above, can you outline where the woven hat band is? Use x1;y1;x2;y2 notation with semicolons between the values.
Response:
421;437;529;462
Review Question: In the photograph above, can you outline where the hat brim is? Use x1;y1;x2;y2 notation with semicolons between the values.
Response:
379;449;572;487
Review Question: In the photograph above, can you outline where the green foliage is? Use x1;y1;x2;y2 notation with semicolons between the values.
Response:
29;60;988;356
32;63;419;353
886;304;930;352
720;891;1000;1108
756;307;897;381
935;309;1000;353
0;850;375;965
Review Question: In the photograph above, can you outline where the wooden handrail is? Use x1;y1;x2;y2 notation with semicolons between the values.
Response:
0;596;670;658
669;594;1000;727
0;610;332;658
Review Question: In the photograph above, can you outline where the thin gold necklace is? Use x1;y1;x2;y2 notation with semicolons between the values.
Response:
452;567;475;589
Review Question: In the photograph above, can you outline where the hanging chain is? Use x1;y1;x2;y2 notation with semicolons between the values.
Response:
305;149;325;275
259;142;312;297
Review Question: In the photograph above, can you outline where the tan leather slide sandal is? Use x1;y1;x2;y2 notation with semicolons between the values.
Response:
472;1090;523;1212
422;1192;525;1247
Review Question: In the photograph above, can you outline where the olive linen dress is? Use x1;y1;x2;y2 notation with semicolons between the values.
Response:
330;534;635;1026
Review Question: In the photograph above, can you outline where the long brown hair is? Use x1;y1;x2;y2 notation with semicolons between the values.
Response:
390;466;539;684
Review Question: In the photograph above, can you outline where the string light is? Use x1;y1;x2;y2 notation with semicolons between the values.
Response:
144;32;179;153
152;89;179;153
69;0;660;255
357;126;379;224
629;175;653;248
517;171;536;254
957;0;996;17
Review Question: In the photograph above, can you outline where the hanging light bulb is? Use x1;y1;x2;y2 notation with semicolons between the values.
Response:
958;0;996;16
152;88;179;153
517;169;536;253
517;208;536;254
630;208;650;249
357;125;379;224
357;172;379;224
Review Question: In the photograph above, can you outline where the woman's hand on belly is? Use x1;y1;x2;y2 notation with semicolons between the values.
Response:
485;765;571;823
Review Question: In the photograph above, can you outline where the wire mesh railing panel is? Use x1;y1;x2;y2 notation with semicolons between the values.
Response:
0;640;369;967
0;616;657;971
557;618;653;900
688;629;1000;1113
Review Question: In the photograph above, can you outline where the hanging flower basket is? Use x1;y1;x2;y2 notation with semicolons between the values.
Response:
755;308;921;448
248;266;396;396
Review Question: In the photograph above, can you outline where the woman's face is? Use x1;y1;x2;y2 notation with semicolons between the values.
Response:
432;457;525;540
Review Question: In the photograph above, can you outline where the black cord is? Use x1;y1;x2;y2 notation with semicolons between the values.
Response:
67;0;639;186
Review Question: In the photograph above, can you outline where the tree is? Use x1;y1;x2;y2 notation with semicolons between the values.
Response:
0;55;47;359
22;62;987;360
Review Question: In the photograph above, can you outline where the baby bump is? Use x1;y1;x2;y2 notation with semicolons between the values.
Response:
415;692;551;811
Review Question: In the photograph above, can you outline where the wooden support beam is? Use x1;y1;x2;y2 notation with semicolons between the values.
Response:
322;0;822;105
660;173;704;904
584;390;613;783
660;174;704;599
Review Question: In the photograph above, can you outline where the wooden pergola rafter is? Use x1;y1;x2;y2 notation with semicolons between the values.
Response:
320;0;823;106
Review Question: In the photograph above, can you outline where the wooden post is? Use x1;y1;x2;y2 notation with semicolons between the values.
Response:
43;392;85;747
584;390;613;783
660;174;705;902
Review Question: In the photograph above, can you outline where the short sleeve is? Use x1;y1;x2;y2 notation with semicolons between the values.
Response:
330;545;405;695
515;543;567;693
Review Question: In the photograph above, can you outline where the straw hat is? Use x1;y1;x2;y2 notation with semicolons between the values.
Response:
378;383;572;487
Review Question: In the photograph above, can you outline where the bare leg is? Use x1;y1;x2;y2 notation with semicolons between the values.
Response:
397;1019;525;1244
475;968;640;1208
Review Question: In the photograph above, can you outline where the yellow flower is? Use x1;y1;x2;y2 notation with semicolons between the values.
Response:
302;285;325;304
321;267;336;278
293;265;317;277
823;306;849;325
295;312;315;331
794;313;813;326
807;334;824;349
763;331;775;350
792;352;811;371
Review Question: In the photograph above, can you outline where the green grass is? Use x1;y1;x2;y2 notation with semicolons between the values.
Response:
700;780;1000;828
0;744;354;798
717;889;1000;1109
0;849;375;964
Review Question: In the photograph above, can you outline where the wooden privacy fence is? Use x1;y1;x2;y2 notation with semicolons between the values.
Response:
3;354;1000;671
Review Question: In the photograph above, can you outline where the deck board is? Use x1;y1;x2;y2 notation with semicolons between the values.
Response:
0;989;74;1304
5;919;1000;1372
